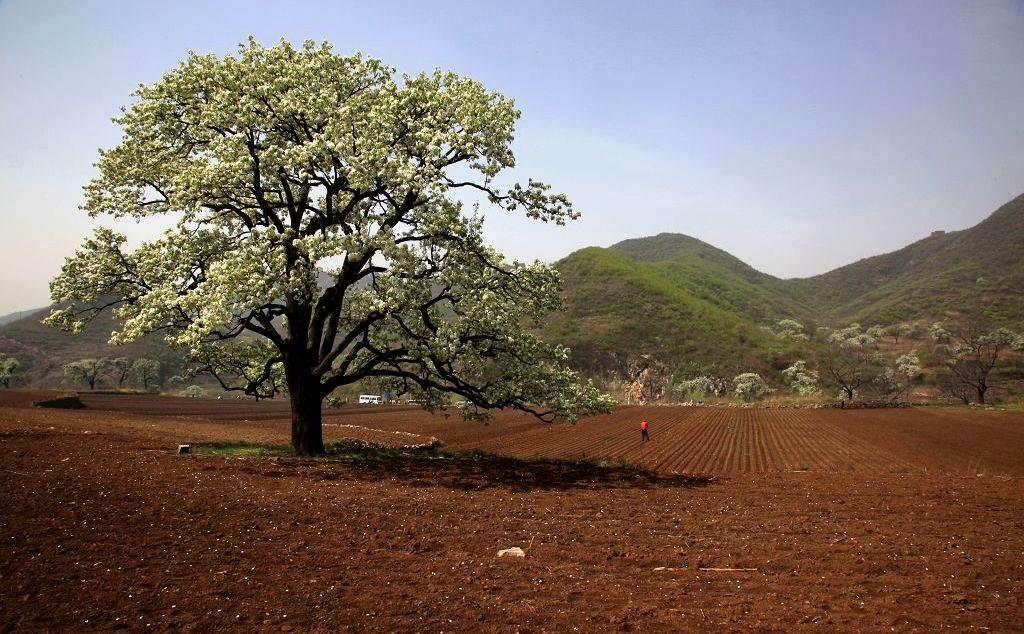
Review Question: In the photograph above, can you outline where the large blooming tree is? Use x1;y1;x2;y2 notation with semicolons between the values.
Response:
48;38;613;454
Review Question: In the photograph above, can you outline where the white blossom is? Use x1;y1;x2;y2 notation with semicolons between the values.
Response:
47;38;613;451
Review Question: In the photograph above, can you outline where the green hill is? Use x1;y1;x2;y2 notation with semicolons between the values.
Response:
551;193;1024;377
792;193;1024;324
548;246;803;378
609;233;814;325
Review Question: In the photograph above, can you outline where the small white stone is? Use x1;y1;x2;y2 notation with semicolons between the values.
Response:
497;547;526;558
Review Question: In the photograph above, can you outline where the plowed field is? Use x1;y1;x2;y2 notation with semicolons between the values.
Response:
335;403;1024;476
64;394;1024;476
2;391;1023;632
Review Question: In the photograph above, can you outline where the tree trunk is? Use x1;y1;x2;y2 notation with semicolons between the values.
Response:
977;384;987;405
289;375;325;455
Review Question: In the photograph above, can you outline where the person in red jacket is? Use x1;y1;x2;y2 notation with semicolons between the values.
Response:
640;419;650;441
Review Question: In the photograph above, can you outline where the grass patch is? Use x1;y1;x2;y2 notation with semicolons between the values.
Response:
189;442;294;458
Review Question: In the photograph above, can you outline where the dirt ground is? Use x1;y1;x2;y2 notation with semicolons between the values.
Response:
1;391;1022;632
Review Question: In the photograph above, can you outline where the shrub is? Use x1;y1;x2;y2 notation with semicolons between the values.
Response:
672;375;728;400
733;373;772;402
781;360;820;396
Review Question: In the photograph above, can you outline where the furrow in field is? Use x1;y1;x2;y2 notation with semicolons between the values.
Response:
699;409;735;473
765;410;802;469
753;410;780;471
356;404;1010;475
59;394;1024;476
777;410;845;471
637;409;701;471
723;414;742;472
675;409;712;473
765;411;793;470
750;414;768;471
670;412;717;472
773;409;913;473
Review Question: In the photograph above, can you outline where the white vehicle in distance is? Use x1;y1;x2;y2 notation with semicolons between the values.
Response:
358;394;382;405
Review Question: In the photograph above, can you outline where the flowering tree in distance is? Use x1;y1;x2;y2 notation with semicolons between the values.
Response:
732;373;772;402
930;319;1022;404
877;351;921;401
47;38;613;454
129;358;163;392
0;354;19;388
773;319;809;341
819;323;884;400
63;359;108;391
781;360;819;396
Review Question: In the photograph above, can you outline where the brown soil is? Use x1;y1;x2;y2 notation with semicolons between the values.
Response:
1;391;1022;632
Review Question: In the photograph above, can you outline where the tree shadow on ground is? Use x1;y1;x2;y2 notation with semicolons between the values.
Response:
244;454;714;492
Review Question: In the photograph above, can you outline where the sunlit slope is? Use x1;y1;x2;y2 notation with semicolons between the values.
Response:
791;193;1024;324
609;233;814;324
551;193;1023;372
549;247;790;375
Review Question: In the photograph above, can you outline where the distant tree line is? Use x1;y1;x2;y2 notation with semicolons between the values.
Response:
63;356;165;392
610;312;1023;406
58;350;290;400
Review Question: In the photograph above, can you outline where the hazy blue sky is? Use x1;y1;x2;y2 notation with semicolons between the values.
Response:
1;0;1023;315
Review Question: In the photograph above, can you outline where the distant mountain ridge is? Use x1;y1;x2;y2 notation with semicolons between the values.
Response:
792;193;1024;324
603;192;1024;325
550;192;1024;375
0;307;45;327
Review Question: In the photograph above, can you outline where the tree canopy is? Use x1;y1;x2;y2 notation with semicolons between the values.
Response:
0;354;19;388
63;359;107;391
819;323;884;400
930;317;1022;404
47;38;613;453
